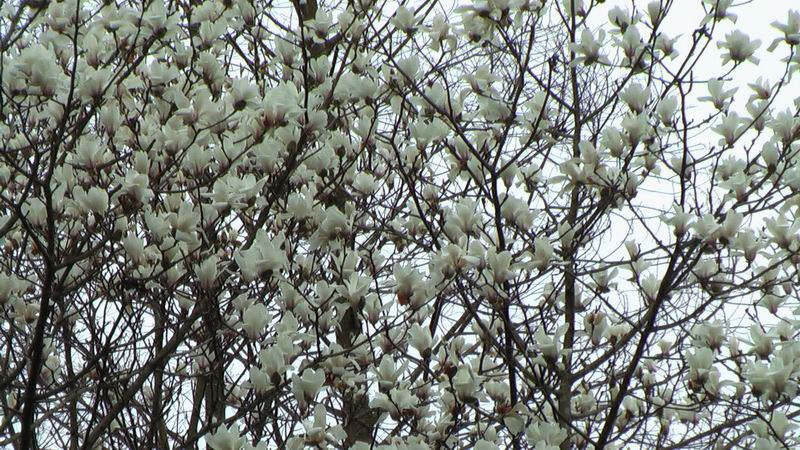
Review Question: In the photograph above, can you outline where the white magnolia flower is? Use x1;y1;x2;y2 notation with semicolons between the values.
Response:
408;322;434;356
718;210;743;243
731;229;762;263
768;10;800;50
646;1;664;25
745;357;796;399
338;272;372;308
601;127;627;158
259;346;287;380
475;440;500;450
532;237;554;271
570;29;608;66
196;255;218;290
760;141;781;171
662;204;693;237
619;82;650;114
205;424;245;450
749;325;774;360
656;34;679;59
452;365;481;402
703;0;737;23
770;110;800;144
608;6;633;31
692;321;726;350
699;79;737;110
751;412;796;440
292;368;325;407
640;274;660;302
764;215;800;249
428;14;456;51
249;367;270;394
561;0;587;17
16;45;63;95
374;355;404;391
370;388;417;417
74;186;110;215
718;30;761;65
656;96;678;126
501;195;535;230
534;326;563;361
619;26;645;65
243;303;270;340
391;6;418;34
526;422;567;448
712;112;745;146
686;348;715;382
584;311;607;346
621;113;651;146
758;294;785;315
486;249;514;284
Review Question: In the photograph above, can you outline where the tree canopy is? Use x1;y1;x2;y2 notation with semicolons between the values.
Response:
2;0;800;449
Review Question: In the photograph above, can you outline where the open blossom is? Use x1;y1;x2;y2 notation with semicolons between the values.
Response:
74;186;109;215
621;113;651;145
686;348;715;383
584;311;607;346
768;10;800;50
703;0;737;23
337;272;371;308
764;215;800;249
374;355;404;391
619;82;649;113
486;249;514;284
453;365;482;403
370;388;417;418
619;25;646;66
718;30;761;65
391;6;418;34
646;1;664;25
570;28;609;65
745;358;797;400
205;424;245;450
234;231;288;281
608;6;634;31
292;368;326;407
393;264;426;308
699;79;737;110
5;0;800;448
534;326;564;362
712;112;746;146
16;45;63;95
662;203;693;237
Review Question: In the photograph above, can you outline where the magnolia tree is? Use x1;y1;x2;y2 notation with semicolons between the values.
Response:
3;0;800;448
